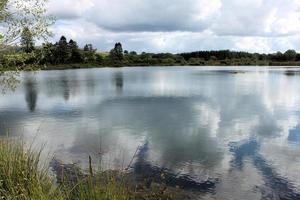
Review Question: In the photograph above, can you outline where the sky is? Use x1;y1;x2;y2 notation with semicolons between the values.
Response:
47;0;300;53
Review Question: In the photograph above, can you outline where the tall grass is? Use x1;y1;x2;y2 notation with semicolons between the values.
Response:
0;139;131;200
0;139;64;199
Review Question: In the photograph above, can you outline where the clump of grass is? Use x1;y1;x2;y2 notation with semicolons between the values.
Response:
55;158;131;200
0;139;131;200
0;139;63;200
63;171;131;200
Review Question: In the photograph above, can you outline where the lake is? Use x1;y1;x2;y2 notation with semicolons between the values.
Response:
1;66;300;199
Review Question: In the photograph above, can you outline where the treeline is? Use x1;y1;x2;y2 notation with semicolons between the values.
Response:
2;30;300;69
38;36;188;67
179;49;300;66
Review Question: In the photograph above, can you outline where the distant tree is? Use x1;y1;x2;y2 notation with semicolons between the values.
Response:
68;39;77;49
55;36;71;64
58;36;68;46
296;53;300;61
272;51;284;62
20;27;35;53
40;42;56;64
84;44;89;51
82;44;96;63
114;43;123;59
108;42;124;66
84;44;95;52
188;58;203;66
68;39;83;63
130;51;137;55
284;49;297;61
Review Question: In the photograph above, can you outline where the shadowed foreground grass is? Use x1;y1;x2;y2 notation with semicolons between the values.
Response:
0;139;196;200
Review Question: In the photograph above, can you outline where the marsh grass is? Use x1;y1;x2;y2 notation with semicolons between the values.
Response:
0;139;64;199
0;139;131;200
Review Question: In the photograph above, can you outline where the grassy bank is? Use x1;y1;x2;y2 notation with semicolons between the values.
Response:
0;139;131;200
0;139;197;200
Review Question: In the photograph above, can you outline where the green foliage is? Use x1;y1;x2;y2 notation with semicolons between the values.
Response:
21;27;35;53
95;53;104;64
55;36;70;64
69;40;83;63
188;57;204;66
83;44;95;52
1;0;54;46
3;33;300;70
284;49;297;61
0;0;54;91
0;139;64;199
108;43;124;66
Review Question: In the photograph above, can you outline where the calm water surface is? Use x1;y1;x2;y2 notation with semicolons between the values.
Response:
1;66;300;199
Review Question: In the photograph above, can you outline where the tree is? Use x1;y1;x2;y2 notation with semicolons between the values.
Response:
284;49;297;61
20;27;34;53
108;42;124;66
1;0;53;48
68;39;83;63
130;51;137;55
55;36;71;64
40;42;56;64
82;44;96;63
0;0;54;91
114;42;123;60
84;44;90;51
84;44;95;52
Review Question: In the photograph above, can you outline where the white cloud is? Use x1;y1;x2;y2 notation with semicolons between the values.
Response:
46;0;300;52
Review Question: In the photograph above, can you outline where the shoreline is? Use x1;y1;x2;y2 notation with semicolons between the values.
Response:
3;63;300;73
41;63;300;71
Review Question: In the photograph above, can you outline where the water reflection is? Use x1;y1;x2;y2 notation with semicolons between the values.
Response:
61;76;71;101
43;72;81;100
230;138;300;199
284;70;300;76
24;78;38;112
132;141;218;192
288;125;300;144
113;72;124;94
1;67;300;199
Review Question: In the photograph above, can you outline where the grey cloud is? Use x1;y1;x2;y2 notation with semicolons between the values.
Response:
47;0;300;52
49;0;221;32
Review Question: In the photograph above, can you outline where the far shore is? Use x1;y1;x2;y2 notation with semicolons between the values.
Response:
41;63;300;71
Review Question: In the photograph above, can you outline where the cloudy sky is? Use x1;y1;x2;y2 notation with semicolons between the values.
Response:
47;0;300;53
